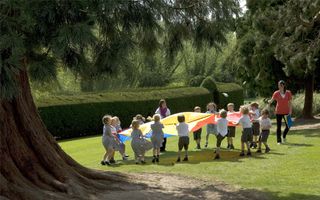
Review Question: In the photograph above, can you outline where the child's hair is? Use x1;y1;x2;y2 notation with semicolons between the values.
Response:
177;114;185;123
102;115;112;125
194;106;201;112
250;102;259;109
220;109;227;118
113;116;121;125
261;109;270;116
153;114;161;122
207;102;217;110
159;99;166;108
227;103;234;108
134;114;145;122
240;106;249;115
131;120;140;129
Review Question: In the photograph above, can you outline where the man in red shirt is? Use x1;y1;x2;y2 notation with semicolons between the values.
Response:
269;80;292;144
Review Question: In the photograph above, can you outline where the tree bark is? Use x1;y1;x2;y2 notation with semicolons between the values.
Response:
302;73;314;119
0;65;126;199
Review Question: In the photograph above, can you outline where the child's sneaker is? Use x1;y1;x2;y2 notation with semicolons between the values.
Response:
156;157;159;163
214;154;220;160
227;144;230;149
239;152;245;156
204;143;208;148
247;151;252;156
176;157;181;162
256;149;262;153
265;147;271;153
152;157;156;163
183;156;188;161
122;156;128;161
100;160;106;165
250;143;254;148
124;154;129;158
104;161;111;166
141;160;146;164
230;144;235;149
277;142;281;145
110;159;116;164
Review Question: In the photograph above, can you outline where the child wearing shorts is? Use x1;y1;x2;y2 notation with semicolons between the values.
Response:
237;106;252;156
227;103;236;149
257;109;272;153
176;114;189;162
151;114;164;163
205;102;218;148
215;110;228;159
193;106;202;149
250;102;260;148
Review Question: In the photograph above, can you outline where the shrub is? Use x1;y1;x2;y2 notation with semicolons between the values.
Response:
216;82;244;110
37;87;212;139
188;75;206;87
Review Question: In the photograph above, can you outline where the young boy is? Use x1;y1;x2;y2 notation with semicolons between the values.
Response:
250;102;260;149
215;110;228;159
237;106;252;156
176;114;189;162
257;109;272;153
193;106;202;149
227;103;236;149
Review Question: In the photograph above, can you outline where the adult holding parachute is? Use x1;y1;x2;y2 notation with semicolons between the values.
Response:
269;80;293;144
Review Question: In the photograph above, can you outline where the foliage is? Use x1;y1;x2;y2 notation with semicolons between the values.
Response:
59;127;320;200
216;82;243;110
188;75;206;87
200;76;218;101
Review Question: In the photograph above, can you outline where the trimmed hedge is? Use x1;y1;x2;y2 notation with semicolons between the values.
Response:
37;85;243;139
37;87;212;139
216;82;243;110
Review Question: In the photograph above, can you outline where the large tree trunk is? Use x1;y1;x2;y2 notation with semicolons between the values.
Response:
0;66;126;199
302;73;314;119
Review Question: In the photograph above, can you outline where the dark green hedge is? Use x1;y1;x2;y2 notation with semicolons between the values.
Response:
37;87;212;139
37;85;243;139
216;82;243;110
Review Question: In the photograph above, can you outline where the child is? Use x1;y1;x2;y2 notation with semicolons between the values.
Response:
215;110;228;159
150;114;164;163
134;114;145;125
131;120;153;164
193;106;202;149
250;102;260;148
227;103;236;149
176;114;190;162
111;117;128;161
205;102;218;148
101;115;120;165
237;106;253;156
257;109;272;153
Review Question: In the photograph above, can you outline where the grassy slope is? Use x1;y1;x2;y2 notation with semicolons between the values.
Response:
59;127;320;200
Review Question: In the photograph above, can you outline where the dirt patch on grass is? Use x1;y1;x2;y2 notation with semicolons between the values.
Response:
98;173;270;200
291;117;320;130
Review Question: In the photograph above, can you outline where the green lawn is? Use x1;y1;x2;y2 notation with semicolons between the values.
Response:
59;127;320;200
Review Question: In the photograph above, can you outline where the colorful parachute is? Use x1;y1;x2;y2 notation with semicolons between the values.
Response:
118;112;242;142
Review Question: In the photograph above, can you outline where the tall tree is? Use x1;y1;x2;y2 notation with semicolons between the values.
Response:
0;0;239;199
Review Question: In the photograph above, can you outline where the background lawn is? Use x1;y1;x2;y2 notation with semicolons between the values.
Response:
59;126;320;200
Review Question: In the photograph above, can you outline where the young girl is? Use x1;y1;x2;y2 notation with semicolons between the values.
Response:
205;102;218;148
193;106;202;149
237;106;252;156
176;115;189;162
101;115;120;165
257;109;272;153
111;117;128;161
250;102;260;149
150;114;164;163
155;99;171;152
215;110;228;159
131;120;153;164
134;114;145;125
227;103;236;149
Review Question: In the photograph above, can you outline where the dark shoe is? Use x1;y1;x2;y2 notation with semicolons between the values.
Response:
265;147;271;153
204;143;208;148
152;157;156;163
247;151;252;156
250;143;254;148
227;144;230;149
214;154;220;160
160;149;166;152
101;160;106;165
256;149;262;153
240;152;245;156
183;156;188;161
230;144;235;149
104;161;111;166
135;162;139;164
110;159;116;164
124;155;129;157
141;160;146;164
197;144;201;149
156;157;159;163
253;143;258;149
176;157;181;162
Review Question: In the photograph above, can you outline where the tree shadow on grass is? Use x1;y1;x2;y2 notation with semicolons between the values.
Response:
288;129;320;138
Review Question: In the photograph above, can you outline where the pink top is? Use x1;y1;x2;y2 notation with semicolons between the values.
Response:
272;90;292;114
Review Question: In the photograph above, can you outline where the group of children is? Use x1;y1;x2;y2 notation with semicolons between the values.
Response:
101;101;272;165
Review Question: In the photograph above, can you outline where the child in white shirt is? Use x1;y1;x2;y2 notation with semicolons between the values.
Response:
215;110;228;159
176;115;189;162
250;102;260;148
257;109;272;153
237;106;253;156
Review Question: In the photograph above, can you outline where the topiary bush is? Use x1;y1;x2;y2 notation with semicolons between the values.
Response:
188;75;206;87
216;82;244;110
200;76;219;103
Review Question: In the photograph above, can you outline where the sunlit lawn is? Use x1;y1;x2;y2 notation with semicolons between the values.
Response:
59;127;320;200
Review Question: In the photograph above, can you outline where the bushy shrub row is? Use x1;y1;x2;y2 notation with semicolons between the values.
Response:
37;85;243;139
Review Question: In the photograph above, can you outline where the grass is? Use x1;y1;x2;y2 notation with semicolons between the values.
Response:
59;125;320;200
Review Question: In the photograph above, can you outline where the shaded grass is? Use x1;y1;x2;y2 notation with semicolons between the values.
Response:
59;127;320;200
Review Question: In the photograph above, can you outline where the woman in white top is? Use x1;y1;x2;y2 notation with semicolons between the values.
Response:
155;99;171;152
